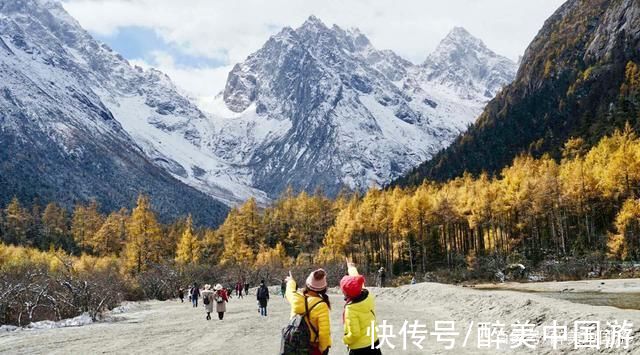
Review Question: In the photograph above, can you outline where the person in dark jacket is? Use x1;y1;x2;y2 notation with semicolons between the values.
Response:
244;281;250;295
280;279;287;298
236;281;244;298
178;287;185;303
256;280;270;316
190;283;200;307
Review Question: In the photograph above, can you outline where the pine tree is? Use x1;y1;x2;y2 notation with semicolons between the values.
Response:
93;209;128;256
29;201;43;248
175;215;201;265
202;228;223;262
220;228;255;267
164;216;188;259
255;242;289;269
611;198;640;260
3;197;30;245
237;197;261;250
124;195;163;273
42;202;71;250
71;200;104;253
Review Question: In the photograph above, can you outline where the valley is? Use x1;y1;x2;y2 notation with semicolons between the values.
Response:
2;281;639;354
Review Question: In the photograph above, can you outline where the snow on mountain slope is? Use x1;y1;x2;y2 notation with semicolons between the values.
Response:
421;26;517;101
212;16;517;196
9;0;268;206
1;0;515;206
0;0;229;223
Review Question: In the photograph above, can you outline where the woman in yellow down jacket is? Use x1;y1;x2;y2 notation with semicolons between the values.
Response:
285;269;332;355
340;260;381;354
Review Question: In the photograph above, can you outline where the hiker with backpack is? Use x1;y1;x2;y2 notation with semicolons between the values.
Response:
341;259;381;354
201;284;215;320
256;280;270;317
282;269;331;355
191;283;200;308
213;284;229;320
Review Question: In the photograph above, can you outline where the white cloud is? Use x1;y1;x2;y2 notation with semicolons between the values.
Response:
62;0;566;97
131;51;232;103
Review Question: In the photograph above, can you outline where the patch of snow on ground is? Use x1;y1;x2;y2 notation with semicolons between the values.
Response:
26;313;93;330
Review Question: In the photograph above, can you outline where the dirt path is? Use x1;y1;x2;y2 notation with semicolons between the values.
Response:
2;282;639;354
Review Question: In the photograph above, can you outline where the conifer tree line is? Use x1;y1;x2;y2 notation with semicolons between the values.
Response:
214;125;640;276
3;125;640;280
319;125;640;273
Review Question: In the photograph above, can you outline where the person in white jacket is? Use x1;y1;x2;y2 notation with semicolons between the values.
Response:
201;284;214;320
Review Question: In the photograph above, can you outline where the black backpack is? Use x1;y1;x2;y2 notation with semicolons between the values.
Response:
257;285;267;300
203;294;210;305
280;297;323;355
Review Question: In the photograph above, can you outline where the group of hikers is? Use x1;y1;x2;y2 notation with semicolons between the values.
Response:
278;259;381;355
178;282;232;320
176;259;382;354
178;279;273;319
178;282;246;317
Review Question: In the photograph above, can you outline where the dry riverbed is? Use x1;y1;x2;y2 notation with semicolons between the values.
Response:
474;278;640;293
2;280;639;354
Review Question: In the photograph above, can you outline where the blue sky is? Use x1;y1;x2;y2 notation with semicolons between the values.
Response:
95;26;225;69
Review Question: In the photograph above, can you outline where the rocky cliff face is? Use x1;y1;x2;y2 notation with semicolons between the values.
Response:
0;0;518;207
215;16;516;196
422;27;517;100
0;0;229;224
395;0;640;186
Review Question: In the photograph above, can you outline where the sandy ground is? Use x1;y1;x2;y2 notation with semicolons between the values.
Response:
2;281;640;354
474;278;640;293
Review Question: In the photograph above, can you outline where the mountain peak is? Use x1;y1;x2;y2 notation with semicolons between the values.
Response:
300;15;329;31
423;27;516;99
0;0;231;223
448;26;473;38
437;26;487;52
395;0;635;188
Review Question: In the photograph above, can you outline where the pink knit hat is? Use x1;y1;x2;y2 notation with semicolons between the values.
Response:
305;269;328;292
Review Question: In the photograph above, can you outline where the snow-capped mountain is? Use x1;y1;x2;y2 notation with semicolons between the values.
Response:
0;0;516;210
0;0;230;223
421;27;517;100
211;16;517;196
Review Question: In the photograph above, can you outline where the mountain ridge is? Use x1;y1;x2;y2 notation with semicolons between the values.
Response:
0;0;229;225
393;0;640;187
212;15;517;197
0;1;517;210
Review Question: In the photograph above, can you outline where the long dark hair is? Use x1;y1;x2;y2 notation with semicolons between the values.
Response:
304;287;331;310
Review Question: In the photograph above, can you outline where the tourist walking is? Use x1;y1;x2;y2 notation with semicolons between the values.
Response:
201;284;215;320
236;281;244;298
377;267;386;287
190;283;200;307
257;280;270;316
213;284;229;320
178;287;184;303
